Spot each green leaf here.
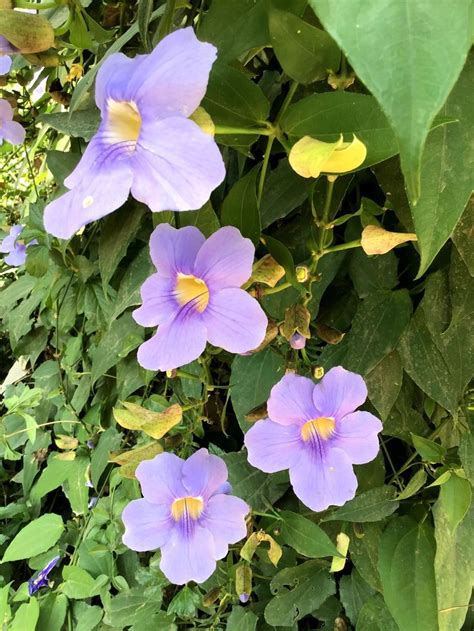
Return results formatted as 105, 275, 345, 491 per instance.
438, 473, 472, 533
37, 593, 68, 631
452, 197, 474, 276
111, 247, 154, 320
310, 0, 472, 202
221, 451, 288, 513
350, 523, 383, 592
378, 517, 438, 631
356, 594, 398, 631
25, 245, 50, 278
2, 513, 64, 562
104, 586, 163, 627
281, 92, 399, 170
366, 351, 403, 421
434, 495, 473, 631
264, 562, 335, 626
167, 586, 200, 619
137, 0, 153, 48
63, 456, 90, 515
320, 290, 412, 376
262, 234, 305, 294
221, 166, 261, 245
323, 486, 399, 523
226, 606, 258, 631
230, 346, 286, 432
269, 9, 340, 84
178, 201, 220, 237
459, 430, 474, 485
411, 433, 446, 463
9, 599, 39, 631
411, 57, 474, 276
397, 468, 427, 501
279, 511, 339, 558
90, 427, 122, 489
72, 602, 103, 631
61, 566, 104, 599
30, 457, 73, 503
260, 159, 310, 229
38, 109, 100, 141
99, 204, 145, 289
339, 570, 375, 626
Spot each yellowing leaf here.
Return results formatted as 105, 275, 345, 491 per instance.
241, 531, 282, 567
281, 304, 311, 341
55, 451, 76, 461
0, 11, 55, 53
330, 532, 350, 572
361, 224, 417, 255
250, 255, 285, 287
113, 401, 182, 440
289, 135, 343, 178
289, 134, 367, 178
55, 435, 79, 450
190, 106, 215, 136
109, 442, 163, 479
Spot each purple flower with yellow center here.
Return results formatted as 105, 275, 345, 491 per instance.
244, 367, 382, 512
43, 28, 225, 240
0, 99, 25, 146
122, 449, 249, 585
133, 224, 268, 371
28, 555, 60, 596
0, 224, 36, 266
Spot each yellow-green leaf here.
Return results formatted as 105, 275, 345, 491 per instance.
0, 11, 55, 53
113, 401, 182, 439
109, 442, 163, 479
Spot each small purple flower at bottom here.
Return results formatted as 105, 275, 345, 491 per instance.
0, 99, 25, 146
290, 333, 306, 350
245, 367, 382, 512
0, 224, 37, 266
28, 556, 60, 596
122, 449, 249, 585
133, 224, 268, 371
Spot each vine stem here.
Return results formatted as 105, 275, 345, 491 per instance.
322, 239, 361, 254
4, 420, 81, 439
214, 125, 273, 136
261, 281, 292, 296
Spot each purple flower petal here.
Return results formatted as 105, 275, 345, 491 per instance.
331, 411, 382, 464
122, 498, 172, 551
130, 27, 217, 120
133, 274, 177, 327
131, 117, 225, 212
312, 366, 368, 421
43, 156, 133, 239
135, 452, 186, 503
5, 244, 26, 266
137, 310, 207, 371
0, 56, 11, 75
193, 227, 255, 291
0, 36, 17, 55
148, 224, 205, 277
160, 524, 216, 585
0, 98, 13, 121
289, 448, 358, 512
1, 120, 25, 145
202, 288, 267, 353
245, 419, 302, 473
267, 373, 317, 427
290, 333, 306, 350
94, 52, 143, 114
202, 494, 249, 559
182, 449, 228, 500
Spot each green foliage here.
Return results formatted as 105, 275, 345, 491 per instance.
0, 0, 472, 629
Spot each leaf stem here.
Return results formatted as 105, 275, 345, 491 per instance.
261, 281, 292, 296
322, 239, 361, 254
214, 125, 273, 136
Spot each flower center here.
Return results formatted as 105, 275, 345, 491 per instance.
106, 99, 142, 146
171, 496, 204, 521
301, 417, 335, 442
174, 273, 209, 312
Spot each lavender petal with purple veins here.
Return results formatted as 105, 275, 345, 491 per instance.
244, 367, 383, 512
0, 99, 25, 146
43, 28, 225, 240
0, 224, 37, 266
121, 449, 249, 585
28, 556, 60, 596
133, 225, 268, 371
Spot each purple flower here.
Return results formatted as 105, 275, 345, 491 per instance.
0, 224, 36, 266
290, 333, 306, 350
28, 556, 60, 596
0, 36, 16, 75
0, 99, 25, 146
122, 449, 249, 585
244, 367, 382, 512
133, 224, 268, 371
43, 28, 225, 240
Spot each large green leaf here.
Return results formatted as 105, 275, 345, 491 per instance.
310, 0, 472, 202
280, 511, 339, 558
2, 513, 64, 562
378, 517, 438, 631
260, 159, 309, 229
409, 56, 474, 276
323, 486, 399, 523
356, 594, 398, 631
339, 570, 375, 627
221, 166, 261, 245
281, 92, 399, 169
434, 497, 473, 631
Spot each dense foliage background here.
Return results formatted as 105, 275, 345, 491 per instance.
0, 0, 473, 630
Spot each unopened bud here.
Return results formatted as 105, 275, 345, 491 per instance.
295, 265, 309, 283
313, 366, 324, 380
290, 333, 306, 350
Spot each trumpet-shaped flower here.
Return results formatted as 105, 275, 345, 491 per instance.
28, 556, 60, 596
134, 224, 268, 371
43, 28, 225, 240
245, 367, 382, 512
0, 99, 25, 145
0, 224, 36, 266
122, 449, 249, 585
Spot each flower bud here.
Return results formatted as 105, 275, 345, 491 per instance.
290, 332, 306, 350
313, 366, 325, 380
295, 265, 309, 282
